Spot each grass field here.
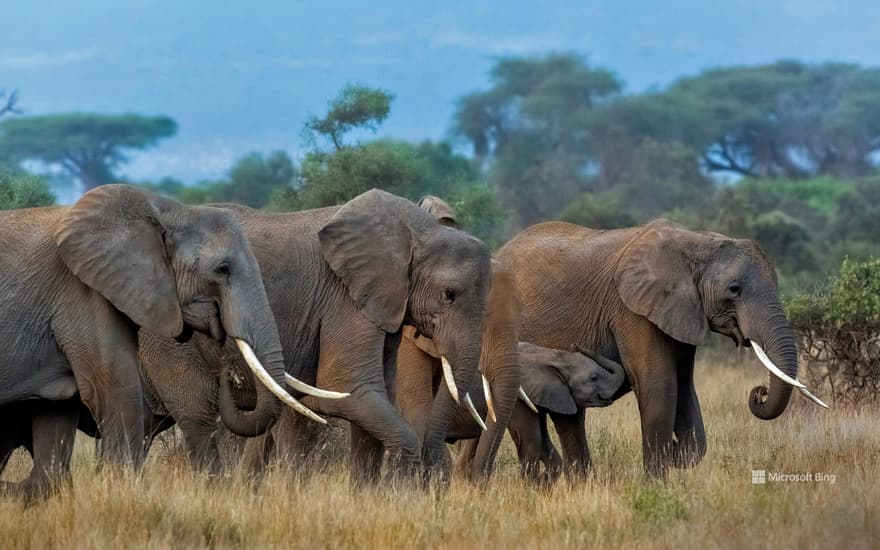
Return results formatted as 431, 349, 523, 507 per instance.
2, 353, 878, 549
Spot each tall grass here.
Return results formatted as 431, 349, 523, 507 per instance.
2, 355, 878, 549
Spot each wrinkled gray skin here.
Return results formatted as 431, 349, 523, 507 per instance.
496, 219, 798, 477
140, 190, 491, 485
395, 262, 523, 485
389, 196, 523, 484
0, 185, 286, 501
506, 344, 625, 487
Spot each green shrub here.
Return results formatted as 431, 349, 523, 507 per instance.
787, 258, 880, 403
0, 167, 55, 209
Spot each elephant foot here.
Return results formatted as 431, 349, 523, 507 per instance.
0, 474, 70, 506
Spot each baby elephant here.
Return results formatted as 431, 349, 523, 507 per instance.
509, 343, 626, 486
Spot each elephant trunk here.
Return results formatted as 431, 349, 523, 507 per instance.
468, 342, 521, 483
744, 300, 799, 420
422, 341, 481, 473
217, 284, 285, 436
466, 268, 522, 483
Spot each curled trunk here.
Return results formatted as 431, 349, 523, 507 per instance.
217, 285, 286, 436
746, 302, 798, 420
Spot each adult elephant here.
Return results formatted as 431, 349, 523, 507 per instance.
496, 219, 826, 477
140, 189, 491, 485
0, 185, 325, 501
395, 261, 523, 484
386, 195, 523, 484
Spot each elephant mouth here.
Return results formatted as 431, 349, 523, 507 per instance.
711, 315, 746, 347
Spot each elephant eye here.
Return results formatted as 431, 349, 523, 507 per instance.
591, 373, 599, 382
728, 283, 741, 296
443, 289, 457, 304
215, 263, 231, 277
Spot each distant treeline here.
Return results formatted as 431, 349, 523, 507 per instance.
2, 55, 880, 293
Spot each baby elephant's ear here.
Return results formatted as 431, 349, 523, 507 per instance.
521, 365, 577, 415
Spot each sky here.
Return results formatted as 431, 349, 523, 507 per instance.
3, 0, 880, 185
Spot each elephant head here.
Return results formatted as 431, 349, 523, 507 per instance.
615, 218, 824, 421
319, 189, 492, 468
55, 184, 331, 436
519, 343, 626, 413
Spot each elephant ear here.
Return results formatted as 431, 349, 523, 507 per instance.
319, 189, 415, 332
522, 364, 577, 415
614, 219, 709, 346
401, 326, 440, 358
55, 184, 184, 338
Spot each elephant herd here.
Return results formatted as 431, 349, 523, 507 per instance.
0, 184, 827, 502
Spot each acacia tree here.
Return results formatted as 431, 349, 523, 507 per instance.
0, 113, 177, 191
304, 84, 393, 150
453, 53, 622, 226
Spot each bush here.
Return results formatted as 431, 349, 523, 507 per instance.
0, 168, 55, 209
787, 258, 880, 403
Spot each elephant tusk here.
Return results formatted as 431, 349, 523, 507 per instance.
799, 387, 830, 409
464, 392, 487, 431
284, 374, 350, 400
482, 374, 497, 423
441, 355, 460, 404
751, 343, 806, 389
518, 386, 539, 413
235, 339, 327, 425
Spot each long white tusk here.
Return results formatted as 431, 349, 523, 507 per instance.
751, 343, 806, 389
463, 392, 487, 431
235, 339, 327, 425
518, 386, 539, 413
284, 374, 350, 399
799, 387, 830, 409
441, 355, 460, 404
482, 374, 497, 423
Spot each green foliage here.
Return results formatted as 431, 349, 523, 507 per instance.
266, 138, 509, 245
786, 259, 880, 403
304, 84, 393, 149
788, 259, 880, 330
453, 53, 623, 226
0, 113, 177, 190
145, 151, 297, 209
624, 484, 686, 524
0, 167, 55, 209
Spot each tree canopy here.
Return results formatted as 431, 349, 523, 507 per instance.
0, 113, 177, 190
304, 84, 393, 150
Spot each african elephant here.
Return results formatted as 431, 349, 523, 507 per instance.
495, 219, 826, 477
395, 261, 523, 484
0, 184, 321, 501
506, 343, 625, 486
139, 189, 492, 484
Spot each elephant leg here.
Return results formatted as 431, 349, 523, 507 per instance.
539, 414, 563, 486
615, 322, 679, 477
673, 347, 706, 468
310, 314, 421, 486
241, 432, 275, 478
508, 405, 544, 485
453, 438, 478, 479
0, 403, 31, 477
349, 423, 384, 488
53, 305, 146, 469
552, 409, 591, 482
634, 371, 678, 477
177, 417, 221, 475
13, 400, 78, 503
272, 409, 331, 477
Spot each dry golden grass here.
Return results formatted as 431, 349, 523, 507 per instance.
2, 353, 879, 549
